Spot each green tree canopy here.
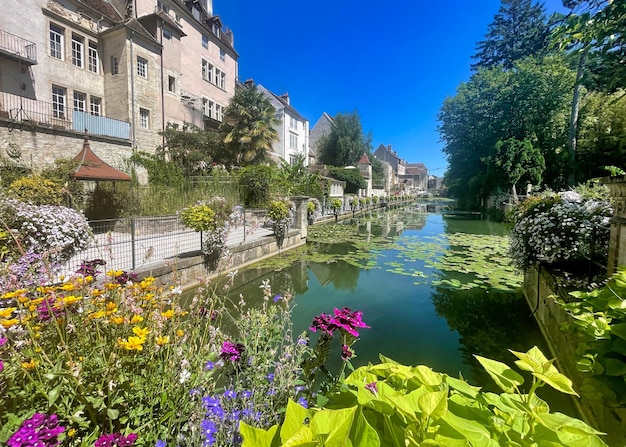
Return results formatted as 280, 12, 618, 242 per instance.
472, 0, 551, 71
438, 55, 574, 207
317, 112, 371, 167
220, 86, 280, 167
157, 123, 223, 176
492, 138, 545, 201
328, 167, 367, 194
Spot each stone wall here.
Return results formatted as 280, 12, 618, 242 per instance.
523, 266, 626, 445
602, 175, 626, 274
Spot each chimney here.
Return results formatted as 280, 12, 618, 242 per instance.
244, 79, 254, 88
280, 92, 290, 105
387, 145, 392, 151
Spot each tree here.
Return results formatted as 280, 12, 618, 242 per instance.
220, 86, 280, 166
317, 112, 370, 167
157, 123, 222, 176
327, 167, 367, 194
472, 0, 551, 71
492, 138, 545, 202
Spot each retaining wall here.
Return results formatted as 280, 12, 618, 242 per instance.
524, 265, 626, 446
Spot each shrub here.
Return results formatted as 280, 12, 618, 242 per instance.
267, 199, 291, 223
180, 203, 217, 232
327, 167, 367, 194
8, 176, 64, 206
84, 183, 133, 220
329, 198, 342, 213
238, 165, 273, 207
509, 191, 612, 271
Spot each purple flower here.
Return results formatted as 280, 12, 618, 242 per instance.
201, 419, 217, 446
309, 313, 335, 336
297, 336, 308, 346
156, 441, 166, 447
365, 381, 378, 395
273, 294, 282, 302
223, 389, 237, 399
8, 413, 65, 447
298, 397, 308, 408
266, 372, 274, 383
331, 307, 370, 338
341, 345, 353, 361
76, 258, 106, 277
220, 340, 245, 362
37, 298, 65, 322
0, 337, 7, 346
205, 361, 215, 370
242, 390, 253, 399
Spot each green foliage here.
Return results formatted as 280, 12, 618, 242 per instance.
472, 0, 550, 70
238, 165, 274, 207
8, 176, 64, 206
179, 203, 217, 232
439, 55, 576, 206
307, 200, 316, 214
0, 155, 31, 188
267, 199, 291, 222
84, 183, 135, 220
317, 112, 371, 167
157, 122, 223, 176
327, 167, 367, 194
492, 137, 545, 199
555, 267, 626, 405
329, 198, 342, 213
131, 151, 186, 188
242, 346, 607, 447
220, 85, 279, 166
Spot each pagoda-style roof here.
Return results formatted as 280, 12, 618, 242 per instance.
71, 134, 131, 181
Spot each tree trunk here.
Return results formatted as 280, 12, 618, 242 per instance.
568, 48, 587, 186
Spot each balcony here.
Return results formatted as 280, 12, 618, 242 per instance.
0, 29, 37, 65
0, 92, 130, 140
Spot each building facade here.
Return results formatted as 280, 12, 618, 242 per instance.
0, 0, 237, 175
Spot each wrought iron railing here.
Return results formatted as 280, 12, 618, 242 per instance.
0, 29, 37, 64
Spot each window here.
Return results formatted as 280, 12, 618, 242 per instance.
52, 85, 66, 119
168, 75, 176, 92
207, 100, 215, 118
202, 59, 213, 82
215, 104, 223, 122
289, 117, 297, 129
220, 48, 225, 61
215, 68, 225, 89
157, 1, 169, 13
212, 23, 221, 38
202, 98, 208, 116
111, 56, 119, 75
290, 155, 297, 166
163, 27, 172, 40
289, 133, 298, 149
71, 33, 84, 68
49, 23, 64, 59
90, 96, 101, 116
137, 57, 148, 78
139, 108, 150, 128
73, 91, 86, 112
88, 41, 99, 73
202, 34, 209, 48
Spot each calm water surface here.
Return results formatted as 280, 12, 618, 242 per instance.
222, 209, 577, 415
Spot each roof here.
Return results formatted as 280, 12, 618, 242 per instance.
358, 153, 370, 164
257, 84, 307, 122
76, 0, 123, 22
71, 135, 131, 181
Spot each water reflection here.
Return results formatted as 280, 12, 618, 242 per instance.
217, 210, 577, 415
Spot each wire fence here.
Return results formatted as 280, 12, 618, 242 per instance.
62, 208, 274, 276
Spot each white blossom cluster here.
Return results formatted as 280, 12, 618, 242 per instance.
1, 198, 93, 263
509, 192, 612, 270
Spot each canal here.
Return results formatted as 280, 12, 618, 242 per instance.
218, 207, 578, 415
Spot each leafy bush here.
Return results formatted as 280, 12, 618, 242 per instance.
509, 191, 612, 271
329, 198, 342, 213
8, 176, 64, 206
327, 167, 367, 194
84, 183, 134, 220
180, 203, 217, 232
267, 199, 291, 223
555, 267, 626, 405
238, 165, 274, 207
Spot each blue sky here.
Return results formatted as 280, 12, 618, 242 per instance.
216, 1, 570, 175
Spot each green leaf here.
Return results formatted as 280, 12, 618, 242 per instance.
474, 355, 524, 393
510, 345, 553, 374
351, 409, 380, 447
441, 412, 498, 446
418, 390, 448, 420
533, 371, 579, 396
240, 422, 279, 447
47, 383, 62, 407
610, 323, 626, 341
310, 406, 357, 447
446, 376, 480, 399
280, 400, 311, 443
106, 408, 119, 420
281, 426, 317, 447
603, 358, 626, 377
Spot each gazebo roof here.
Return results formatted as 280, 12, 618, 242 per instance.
71, 134, 131, 182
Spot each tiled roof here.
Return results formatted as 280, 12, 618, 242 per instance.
72, 134, 131, 181
358, 153, 370, 164
76, 0, 123, 22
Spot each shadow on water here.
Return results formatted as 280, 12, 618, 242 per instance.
207, 210, 579, 417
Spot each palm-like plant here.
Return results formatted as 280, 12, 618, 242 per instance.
220, 86, 279, 166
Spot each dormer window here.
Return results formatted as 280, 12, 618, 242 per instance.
212, 23, 220, 38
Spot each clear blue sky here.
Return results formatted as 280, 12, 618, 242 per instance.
216, 1, 570, 175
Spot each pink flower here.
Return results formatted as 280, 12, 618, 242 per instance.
331, 307, 369, 337
220, 340, 245, 362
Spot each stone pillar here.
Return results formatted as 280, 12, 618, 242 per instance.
290, 196, 309, 240
602, 175, 626, 274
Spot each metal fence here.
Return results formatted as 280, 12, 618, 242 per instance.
62, 210, 274, 276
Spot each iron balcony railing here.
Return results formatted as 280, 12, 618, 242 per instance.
0, 29, 37, 64
0, 92, 130, 140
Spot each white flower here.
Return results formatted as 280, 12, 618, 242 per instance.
179, 369, 191, 384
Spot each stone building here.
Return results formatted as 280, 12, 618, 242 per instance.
0, 0, 237, 178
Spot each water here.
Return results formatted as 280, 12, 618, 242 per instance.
217, 209, 578, 416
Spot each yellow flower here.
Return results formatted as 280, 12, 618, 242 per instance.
88, 310, 106, 320
21, 359, 38, 369
36, 286, 55, 294
68, 429, 77, 437
0, 307, 17, 318
2, 289, 27, 299
117, 336, 145, 351
104, 282, 120, 290
62, 295, 82, 305
60, 283, 76, 291
140, 277, 155, 288
156, 335, 170, 346
176, 329, 185, 337
160, 309, 175, 319
91, 288, 106, 297
130, 314, 144, 324
76, 275, 94, 284
1, 319, 20, 328
132, 326, 150, 338
110, 316, 125, 325
108, 270, 124, 278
